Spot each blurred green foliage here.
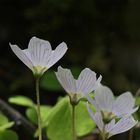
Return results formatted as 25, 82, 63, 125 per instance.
0, 113, 18, 140
8, 95, 96, 140
9, 95, 34, 108
8, 94, 140, 140
47, 97, 96, 140
41, 71, 63, 91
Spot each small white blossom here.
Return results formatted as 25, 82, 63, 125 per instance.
55, 66, 102, 104
87, 84, 138, 118
106, 116, 137, 137
87, 84, 138, 138
10, 37, 68, 76
87, 104, 137, 138
87, 105, 137, 138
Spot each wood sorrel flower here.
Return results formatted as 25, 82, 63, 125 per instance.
55, 66, 102, 104
87, 85, 138, 139
10, 37, 68, 76
87, 108, 137, 138
87, 85, 138, 118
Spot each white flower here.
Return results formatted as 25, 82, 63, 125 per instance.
87, 84, 138, 138
87, 84, 138, 118
10, 37, 68, 76
55, 66, 102, 104
87, 105, 137, 138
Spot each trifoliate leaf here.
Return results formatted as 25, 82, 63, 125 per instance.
76, 101, 96, 136
46, 97, 96, 140
47, 97, 72, 140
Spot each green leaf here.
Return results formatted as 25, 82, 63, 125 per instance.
0, 113, 14, 131
26, 108, 38, 125
46, 97, 96, 140
47, 97, 72, 140
26, 105, 52, 127
40, 71, 62, 91
0, 130, 18, 140
8, 96, 34, 107
0, 114, 9, 126
0, 122, 14, 131
76, 102, 96, 137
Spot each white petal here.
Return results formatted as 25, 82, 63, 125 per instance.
10, 44, 33, 70
23, 49, 31, 59
112, 92, 137, 117
55, 66, 76, 94
94, 85, 114, 112
87, 95, 94, 105
105, 119, 115, 132
47, 42, 68, 69
28, 36, 52, 66
76, 68, 99, 96
94, 75, 102, 90
87, 95, 100, 111
108, 116, 137, 137
87, 103, 104, 131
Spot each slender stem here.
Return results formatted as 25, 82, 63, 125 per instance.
128, 128, 133, 140
101, 133, 106, 140
101, 126, 106, 140
35, 77, 42, 140
72, 104, 76, 140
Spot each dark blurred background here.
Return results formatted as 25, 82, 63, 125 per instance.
0, 0, 140, 139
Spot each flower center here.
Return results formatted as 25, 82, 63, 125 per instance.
101, 110, 116, 123
33, 65, 47, 76
69, 93, 82, 105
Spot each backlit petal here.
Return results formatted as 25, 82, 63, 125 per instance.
105, 119, 115, 132
112, 92, 137, 117
94, 85, 114, 112
28, 36, 52, 66
47, 42, 68, 69
55, 66, 76, 94
87, 103, 104, 131
10, 44, 33, 70
76, 68, 100, 96
87, 95, 100, 111
94, 75, 102, 90
108, 116, 137, 137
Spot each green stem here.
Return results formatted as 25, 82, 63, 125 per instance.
128, 128, 134, 140
35, 77, 42, 140
101, 126, 106, 140
72, 104, 76, 140
101, 133, 106, 140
